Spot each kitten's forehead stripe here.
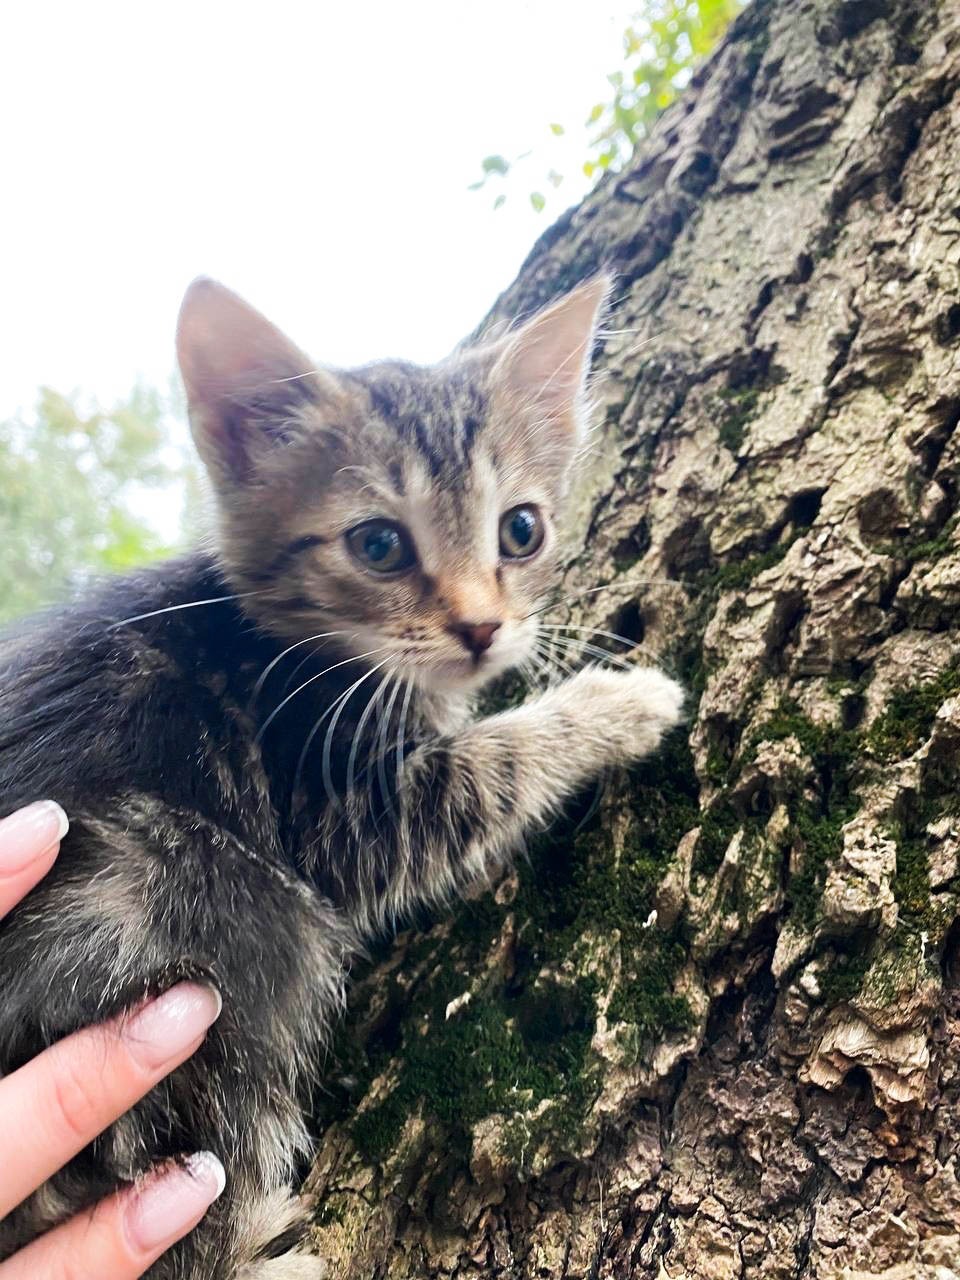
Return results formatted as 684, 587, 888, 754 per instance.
351, 362, 490, 482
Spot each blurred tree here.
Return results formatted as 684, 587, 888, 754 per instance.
0, 383, 200, 623
473, 0, 744, 211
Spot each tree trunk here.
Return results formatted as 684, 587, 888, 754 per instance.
306, 1, 960, 1274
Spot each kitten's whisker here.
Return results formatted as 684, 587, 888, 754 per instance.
531, 633, 568, 685
536, 622, 640, 652
279, 631, 360, 696
395, 677, 417, 802
360, 670, 408, 841
533, 629, 643, 680
533, 639, 578, 683
256, 646, 386, 744
346, 668, 395, 798
373, 672, 406, 823
517, 655, 547, 693
524, 576, 684, 620
108, 591, 265, 630
292, 659, 389, 800
536, 632, 635, 670
321, 661, 392, 812
252, 630, 353, 702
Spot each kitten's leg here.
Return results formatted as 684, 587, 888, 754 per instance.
231, 1189, 326, 1279
237, 1256, 327, 1279
342, 665, 684, 920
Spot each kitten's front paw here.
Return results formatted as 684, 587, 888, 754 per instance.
624, 666, 686, 735
568, 665, 685, 762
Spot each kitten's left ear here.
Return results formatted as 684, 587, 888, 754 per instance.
492, 273, 612, 441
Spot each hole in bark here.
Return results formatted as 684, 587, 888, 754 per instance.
702, 713, 739, 784
836, 0, 886, 38
604, 600, 646, 649
784, 488, 825, 530
726, 346, 774, 392
792, 252, 814, 284
766, 591, 807, 671
840, 691, 867, 732
934, 304, 960, 347
942, 918, 960, 988
612, 518, 651, 571
662, 518, 711, 577
842, 1064, 874, 1101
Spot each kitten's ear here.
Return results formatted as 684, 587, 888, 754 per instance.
177, 277, 324, 483
492, 273, 612, 438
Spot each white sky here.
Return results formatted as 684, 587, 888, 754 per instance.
1, 1, 636, 420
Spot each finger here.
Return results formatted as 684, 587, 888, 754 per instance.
0, 802, 68, 919
0, 982, 221, 1217
0, 1151, 226, 1280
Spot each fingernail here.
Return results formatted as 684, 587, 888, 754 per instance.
124, 983, 222, 1070
0, 801, 69, 874
126, 1152, 226, 1253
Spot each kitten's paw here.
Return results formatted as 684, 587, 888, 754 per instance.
568, 665, 685, 762
624, 666, 686, 733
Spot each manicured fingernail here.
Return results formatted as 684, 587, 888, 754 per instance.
0, 801, 69, 874
126, 1152, 226, 1252
124, 983, 222, 1069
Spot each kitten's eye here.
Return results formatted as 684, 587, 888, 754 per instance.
346, 520, 416, 574
499, 505, 545, 559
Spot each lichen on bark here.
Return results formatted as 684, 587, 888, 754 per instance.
305, 1, 960, 1274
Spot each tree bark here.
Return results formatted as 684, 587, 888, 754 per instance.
306, 1, 960, 1274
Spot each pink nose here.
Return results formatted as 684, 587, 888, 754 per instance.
448, 620, 502, 659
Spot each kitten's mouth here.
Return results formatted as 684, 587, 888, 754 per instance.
418, 646, 516, 692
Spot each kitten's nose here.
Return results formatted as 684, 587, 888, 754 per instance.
448, 620, 502, 659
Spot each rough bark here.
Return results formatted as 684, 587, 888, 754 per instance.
305, 1, 960, 1274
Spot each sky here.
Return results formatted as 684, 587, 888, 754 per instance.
1, 1, 637, 421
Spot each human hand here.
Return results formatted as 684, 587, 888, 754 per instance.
0, 801, 225, 1279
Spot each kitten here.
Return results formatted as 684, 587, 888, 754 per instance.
0, 275, 683, 1278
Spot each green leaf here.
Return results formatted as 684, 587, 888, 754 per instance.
493, 193, 506, 211
481, 154, 509, 176
548, 122, 565, 136
529, 191, 546, 213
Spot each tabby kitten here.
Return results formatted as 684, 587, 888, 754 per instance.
0, 275, 683, 1278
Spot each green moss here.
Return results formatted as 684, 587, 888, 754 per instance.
340, 735, 705, 1165
877, 516, 958, 564
690, 795, 746, 877
865, 663, 960, 762
817, 941, 873, 1006
350, 991, 593, 1164
513, 734, 699, 1040
704, 746, 732, 785
744, 701, 860, 927
700, 531, 798, 593
716, 385, 764, 454
892, 826, 930, 923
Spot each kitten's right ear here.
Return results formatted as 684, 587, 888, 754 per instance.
177, 278, 323, 483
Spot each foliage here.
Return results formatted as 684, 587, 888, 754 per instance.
473, 0, 744, 212
0, 383, 200, 623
